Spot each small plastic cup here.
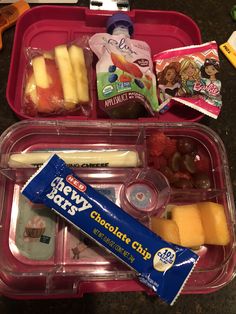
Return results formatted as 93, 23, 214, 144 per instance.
120, 168, 170, 219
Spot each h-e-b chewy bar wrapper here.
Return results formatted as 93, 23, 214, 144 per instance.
21, 155, 199, 305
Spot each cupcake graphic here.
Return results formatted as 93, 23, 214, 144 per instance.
24, 216, 46, 238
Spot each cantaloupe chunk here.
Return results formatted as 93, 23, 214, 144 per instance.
150, 217, 180, 245
172, 204, 205, 247
198, 202, 230, 245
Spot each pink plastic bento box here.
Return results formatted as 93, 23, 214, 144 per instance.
6, 5, 203, 122
0, 120, 235, 299
2, 5, 235, 300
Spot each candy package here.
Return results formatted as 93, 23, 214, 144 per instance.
153, 41, 222, 119
89, 13, 159, 119
22, 39, 92, 117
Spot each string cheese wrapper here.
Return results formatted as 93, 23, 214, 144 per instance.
8, 150, 141, 168
21, 154, 199, 305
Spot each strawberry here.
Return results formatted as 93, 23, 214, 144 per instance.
172, 171, 193, 189
37, 59, 63, 113
149, 155, 168, 170
23, 99, 37, 117
173, 171, 192, 181
147, 132, 167, 157
163, 137, 177, 158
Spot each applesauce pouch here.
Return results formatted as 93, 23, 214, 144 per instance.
89, 13, 159, 119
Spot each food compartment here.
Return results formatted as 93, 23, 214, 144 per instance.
9, 191, 57, 264
145, 124, 236, 292
145, 124, 233, 201
0, 120, 235, 298
7, 5, 203, 121
61, 172, 136, 268
0, 121, 147, 297
0, 120, 146, 172
146, 129, 213, 191
0, 167, 155, 297
64, 223, 113, 264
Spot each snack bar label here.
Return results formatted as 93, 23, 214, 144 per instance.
22, 154, 198, 305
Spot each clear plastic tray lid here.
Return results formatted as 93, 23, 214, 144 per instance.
0, 120, 235, 298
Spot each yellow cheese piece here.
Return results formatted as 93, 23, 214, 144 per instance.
150, 217, 180, 245
68, 45, 90, 103
172, 204, 205, 247
198, 202, 230, 245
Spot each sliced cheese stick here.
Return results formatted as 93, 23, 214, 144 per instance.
8, 151, 141, 168
32, 56, 49, 88
54, 45, 78, 109
68, 45, 89, 103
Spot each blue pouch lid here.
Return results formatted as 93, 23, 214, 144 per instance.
106, 12, 134, 35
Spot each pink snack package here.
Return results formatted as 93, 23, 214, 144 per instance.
153, 41, 222, 119
22, 38, 93, 117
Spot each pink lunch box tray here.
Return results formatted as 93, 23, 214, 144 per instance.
0, 120, 235, 299
6, 5, 203, 122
